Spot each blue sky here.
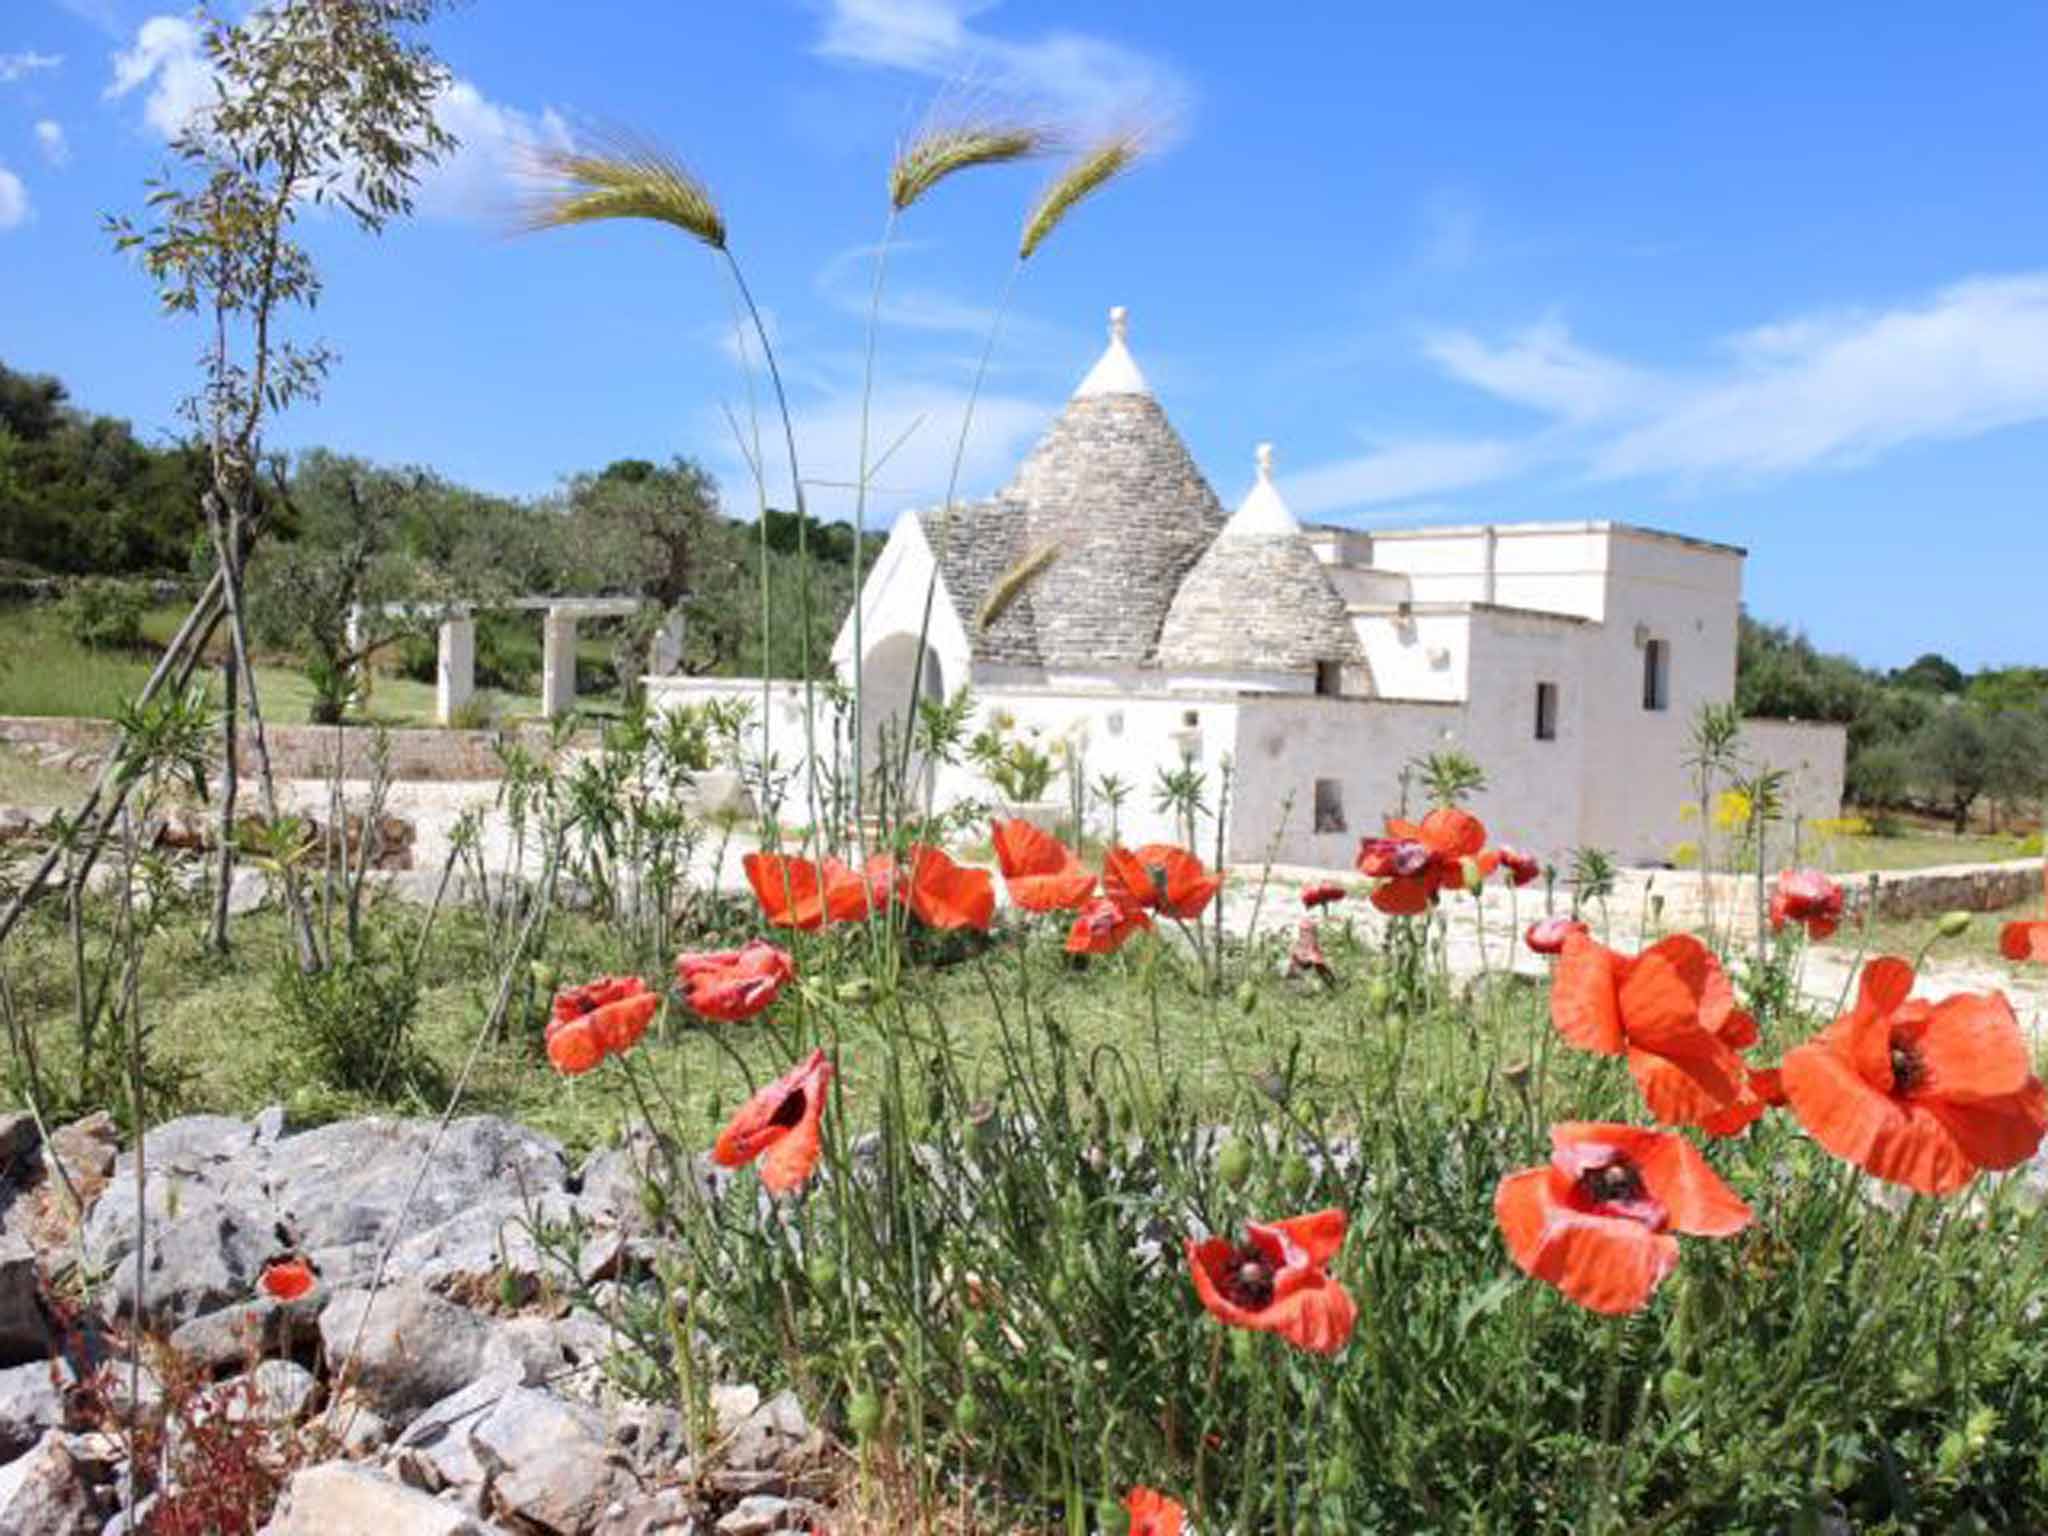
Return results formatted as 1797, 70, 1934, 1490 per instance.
4, 1, 2047, 671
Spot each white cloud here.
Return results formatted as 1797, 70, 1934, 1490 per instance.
415, 78, 569, 221
33, 120, 69, 167
1425, 318, 1657, 424
0, 162, 28, 230
708, 380, 1054, 526
106, 15, 212, 139
1595, 275, 2048, 480
0, 50, 62, 83
105, 15, 562, 223
815, 0, 1193, 139
1282, 437, 1525, 517
1293, 273, 2048, 520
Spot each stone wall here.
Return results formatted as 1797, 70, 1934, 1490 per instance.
0, 716, 561, 782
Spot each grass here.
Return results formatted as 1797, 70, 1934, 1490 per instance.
2, 600, 629, 730
1819, 828, 2034, 872
0, 744, 92, 808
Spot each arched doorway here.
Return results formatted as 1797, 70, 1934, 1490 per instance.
858, 633, 946, 812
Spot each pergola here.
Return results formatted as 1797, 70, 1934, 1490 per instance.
350, 597, 683, 724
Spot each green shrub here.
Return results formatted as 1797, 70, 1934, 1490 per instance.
59, 578, 148, 650
269, 948, 435, 1100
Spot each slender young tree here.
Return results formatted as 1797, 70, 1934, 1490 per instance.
110, 0, 453, 958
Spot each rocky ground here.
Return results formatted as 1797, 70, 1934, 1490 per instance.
0, 1106, 834, 1535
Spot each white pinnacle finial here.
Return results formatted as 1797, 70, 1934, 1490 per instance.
1224, 440, 1299, 538
1075, 304, 1149, 398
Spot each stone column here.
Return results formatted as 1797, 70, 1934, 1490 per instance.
542, 609, 578, 719
436, 614, 475, 726
649, 610, 685, 677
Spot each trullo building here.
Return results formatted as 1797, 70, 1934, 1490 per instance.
650, 307, 1843, 868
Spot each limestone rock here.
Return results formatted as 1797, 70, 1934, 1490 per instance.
45, 1113, 118, 1188
0, 1357, 72, 1461
387, 1366, 522, 1496
713, 1494, 809, 1535
225, 867, 269, 916
318, 1284, 496, 1426
0, 1429, 100, 1534
471, 1385, 634, 1534
262, 1461, 503, 1536
594, 1486, 702, 1534
0, 1234, 49, 1364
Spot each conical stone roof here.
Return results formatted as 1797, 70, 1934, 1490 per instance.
1002, 308, 1226, 668
1156, 445, 1367, 676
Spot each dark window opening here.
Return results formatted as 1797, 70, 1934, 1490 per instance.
1535, 681, 1559, 741
1642, 639, 1670, 712
1313, 779, 1346, 834
1314, 660, 1342, 696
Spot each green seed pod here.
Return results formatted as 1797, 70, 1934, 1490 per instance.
1658, 1367, 1698, 1412
953, 1392, 980, 1433
1459, 855, 1485, 892
1282, 1152, 1312, 1194
845, 1389, 881, 1437
1937, 910, 1973, 938
1236, 980, 1259, 1015
1323, 1457, 1356, 1495
836, 977, 877, 1005
1365, 977, 1392, 1015
1216, 1139, 1253, 1188
530, 961, 557, 993
807, 1253, 839, 1293
1095, 1499, 1131, 1536
1047, 1274, 1070, 1306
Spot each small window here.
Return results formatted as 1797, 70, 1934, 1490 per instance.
1642, 639, 1670, 712
1181, 709, 1200, 728
1314, 660, 1342, 696
1534, 681, 1559, 741
1313, 779, 1346, 833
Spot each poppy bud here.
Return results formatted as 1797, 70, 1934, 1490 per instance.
1235, 981, 1258, 1015
1096, 1499, 1131, 1536
808, 1253, 839, 1293
530, 961, 556, 992
846, 1389, 881, 1437
1658, 1368, 1698, 1411
836, 978, 877, 1005
1324, 1458, 1355, 1495
1503, 1060, 1531, 1098
1937, 910, 1973, 938
967, 1100, 1001, 1157
1216, 1139, 1252, 1188
1459, 855, 1484, 892
1047, 1274, 1070, 1306
1364, 977, 1392, 1015
953, 1392, 980, 1432
1281, 1153, 1311, 1194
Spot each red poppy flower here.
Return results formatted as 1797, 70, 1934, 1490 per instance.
1125, 1487, 1186, 1536
1779, 957, 2048, 1195
743, 853, 876, 930
989, 819, 1097, 913
259, 1255, 318, 1303
2000, 920, 2048, 963
676, 940, 796, 1024
1355, 808, 1486, 915
1550, 934, 1765, 1134
1065, 894, 1152, 955
1493, 846, 1541, 887
1495, 1122, 1750, 1314
1770, 868, 1845, 940
547, 976, 658, 1073
883, 844, 996, 931
1186, 1208, 1357, 1355
1104, 844, 1224, 920
713, 1048, 834, 1194
1525, 915, 1590, 956
1300, 880, 1348, 910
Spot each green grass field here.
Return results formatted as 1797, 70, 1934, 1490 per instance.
2, 600, 627, 729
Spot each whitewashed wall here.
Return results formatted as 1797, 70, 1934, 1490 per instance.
1741, 718, 1849, 850
1456, 607, 1592, 864
1351, 609, 1471, 702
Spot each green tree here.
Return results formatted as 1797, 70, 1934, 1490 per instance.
1913, 707, 1995, 834
1892, 652, 1966, 694
110, 0, 453, 957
